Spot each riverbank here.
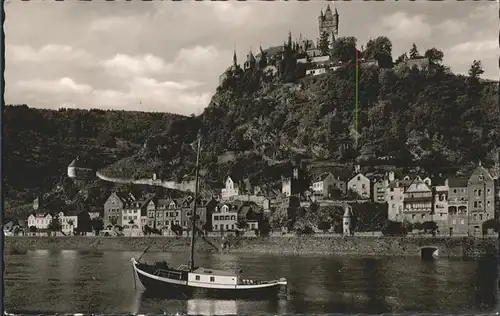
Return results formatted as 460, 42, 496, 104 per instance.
5, 236, 499, 258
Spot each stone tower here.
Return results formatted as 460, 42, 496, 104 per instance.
342, 204, 353, 236
318, 4, 339, 39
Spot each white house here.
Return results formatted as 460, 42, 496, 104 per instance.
221, 177, 239, 201
212, 203, 238, 231
122, 201, 143, 236
27, 213, 53, 230
348, 173, 371, 199
57, 212, 78, 235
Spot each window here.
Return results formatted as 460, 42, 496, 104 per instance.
210, 277, 215, 282
479, 214, 483, 220
214, 225, 218, 229
392, 204, 395, 209
478, 190, 482, 197
214, 216, 219, 220
479, 175, 483, 181
473, 214, 477, 221
474, 201, 478, 208
453, 189, 457, 193
390, 196, 394, 200
452, 219, 456, 224
357, 176, 360, 181
460, 219, 464, 225
195, 275, 200, 281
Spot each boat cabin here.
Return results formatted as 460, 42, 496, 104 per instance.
188, 268, 239, 286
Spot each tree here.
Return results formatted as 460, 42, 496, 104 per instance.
48, 216, 62, 236
363, 36, 393, 68
29, 226, 37, 233
424, 48, 444, 64
330, 37, 357, 63
409, 43, 420, 59
318, 31, 331, 56
394, 53, 408, 65
422, 221, 438, 236
236, 218, 248, 230
468, 60, 484, 80
91, 218, 104, 236
482, 219, 498, 235
128, 219, 135, 236
317, 221, 331, 232
67, 219, 74, 236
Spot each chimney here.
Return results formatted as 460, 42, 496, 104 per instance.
354, 164, 360, 173
388, 171, 395, 182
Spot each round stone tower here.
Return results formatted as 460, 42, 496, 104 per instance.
343, 204, 353, 236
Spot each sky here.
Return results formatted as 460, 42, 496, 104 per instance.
4, 1, 499, 116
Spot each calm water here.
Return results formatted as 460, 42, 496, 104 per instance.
4, 249, 500, 314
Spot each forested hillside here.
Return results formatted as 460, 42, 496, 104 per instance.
3, 105, 184, 205
4, 37, 499, 217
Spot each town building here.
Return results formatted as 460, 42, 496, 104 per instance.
433, 185, 449, 232
104, 191, 136, 227
446, 177, 469, 235
386, 179, 410, 221
467, 162, 495, 236
311, 172, 347, 199
402, 176, 433, 224
212, 203, 239, 232
348, 173, 371, 200
372, 171, 395, 203
27, 213, 52, 230
148, 198, 182, 231
282, 168, 300, 197
221, 176, 240, 201
122, 198, 154, 236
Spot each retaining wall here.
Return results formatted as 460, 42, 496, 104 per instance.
5, 236, 499, 258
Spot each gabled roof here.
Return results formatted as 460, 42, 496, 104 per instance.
404, 177, 431, 193
446, 177, 468, 187
469, 164, 494, 182
387, 179, 412, 189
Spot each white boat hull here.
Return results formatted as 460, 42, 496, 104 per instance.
131, 258, 287, 299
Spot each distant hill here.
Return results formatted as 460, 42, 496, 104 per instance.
3, 105, 184, 205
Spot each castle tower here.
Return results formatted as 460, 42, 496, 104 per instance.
318, 4, 339, 39
232, 50, 238, 67
244, 49, 256, 70
343, 204, 353, 236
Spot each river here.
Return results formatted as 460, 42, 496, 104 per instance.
4, 250, 500, 314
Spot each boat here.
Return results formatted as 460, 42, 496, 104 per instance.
131, 136, 288, 299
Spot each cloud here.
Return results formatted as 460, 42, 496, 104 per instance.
102, 45, 220, 77
14, 76, 210, 115
204, 2, 253, 26
7, 44, 90, 63
373, 12, 431, 41
436, 19, 466, 36
17, 77, 92, 94
88, 15, 145, 33
449, 39, 497, 55
90, 77, 210, 114
102, 53, 169, 77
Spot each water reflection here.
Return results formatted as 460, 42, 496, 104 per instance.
4, 251, 500, 314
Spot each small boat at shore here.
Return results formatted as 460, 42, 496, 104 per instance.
131, 136, 288, 299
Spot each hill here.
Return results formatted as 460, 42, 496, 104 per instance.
4, 37, 499, 216
3, 105, 184, 207
102, 38, 498, 188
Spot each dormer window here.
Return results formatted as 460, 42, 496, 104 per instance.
479, 175, 483, 181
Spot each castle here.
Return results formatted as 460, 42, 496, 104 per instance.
219, 4, 342, 85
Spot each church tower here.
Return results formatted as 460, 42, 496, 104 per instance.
318, 4, 339, 39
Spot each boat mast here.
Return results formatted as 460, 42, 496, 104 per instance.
189, 136, 201, 271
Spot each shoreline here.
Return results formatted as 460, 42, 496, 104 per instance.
5, 236, 499, 258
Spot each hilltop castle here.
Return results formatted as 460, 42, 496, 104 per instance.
318, 3, 339, 49
219, 4, 342, 85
